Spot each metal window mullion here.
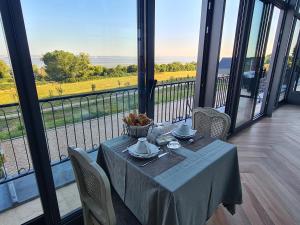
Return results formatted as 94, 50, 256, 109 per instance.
0, 1, 61, 224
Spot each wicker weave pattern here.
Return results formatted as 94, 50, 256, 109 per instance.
68, 147, 116, 225
81, 164, 103, 205
192, 107, 231, 140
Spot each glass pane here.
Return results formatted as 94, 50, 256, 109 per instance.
155, 0, 201, 123
236, 0, 264, 128
254, 7, 281, 115
294, 69, 300, 91
21, 0, 137, 217
0, 15, 43, 224
278, 19, 300, 101
214, 0, 240, 111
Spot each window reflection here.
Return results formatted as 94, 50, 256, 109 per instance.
214, 0, 240, 110
278, 19, 300, 101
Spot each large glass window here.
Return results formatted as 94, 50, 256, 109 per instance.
278, 19, 300, 102
214, 0, 240, 110
293, 54, 300, 91
0, 15, 43, 224
155, 0, 201, 123
236, 0, 264, 127
254, 7, 281, 115
21, 0, 137, 217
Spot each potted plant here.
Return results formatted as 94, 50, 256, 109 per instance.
123, 113, 152, 138
0, 152, 5, 179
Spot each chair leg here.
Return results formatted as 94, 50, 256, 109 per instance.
82, 204, 93, 225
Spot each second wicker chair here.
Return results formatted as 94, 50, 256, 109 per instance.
192, 107, 231, 140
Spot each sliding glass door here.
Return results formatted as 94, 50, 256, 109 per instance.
278, 19, 300, 102
235, 1, 282, 128
20, 0, 138, 217
235, 0, 264, 127
254, 7, 281, 116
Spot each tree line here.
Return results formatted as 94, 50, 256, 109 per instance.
0, 50, 197, 83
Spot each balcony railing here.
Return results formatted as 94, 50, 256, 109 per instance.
0, 77, 229, 184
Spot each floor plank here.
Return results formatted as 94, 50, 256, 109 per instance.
207, 104, 300, 225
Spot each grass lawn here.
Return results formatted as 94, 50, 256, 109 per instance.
0, 71, 196, 105
0, 81, 195, 140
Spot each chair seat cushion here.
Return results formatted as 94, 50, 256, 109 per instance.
111, 188, 141, 225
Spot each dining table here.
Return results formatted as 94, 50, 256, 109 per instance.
97, 131, 242, 225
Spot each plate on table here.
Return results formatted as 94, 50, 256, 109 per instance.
127, 142, 160, 159
172, 129, 197, 139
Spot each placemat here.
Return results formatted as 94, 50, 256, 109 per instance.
112, 137, 185, 177
180, 133, 216, 152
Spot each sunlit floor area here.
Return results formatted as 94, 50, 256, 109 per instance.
0, 183, 81, 225
208, 104, 300, 225
1, 105, 300, 225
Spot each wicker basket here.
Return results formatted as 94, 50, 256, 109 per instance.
126, 121, 153, 138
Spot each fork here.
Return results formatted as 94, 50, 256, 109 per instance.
139, 152, 169, 167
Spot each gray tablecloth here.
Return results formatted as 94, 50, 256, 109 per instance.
97, 135, 242, 225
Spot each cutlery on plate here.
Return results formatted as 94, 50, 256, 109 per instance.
140, 152, 169, 167
122, 148, 128, 153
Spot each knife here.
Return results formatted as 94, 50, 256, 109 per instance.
140, 152, 169, 167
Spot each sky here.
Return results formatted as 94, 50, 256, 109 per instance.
1, 0, 281, 61
20, 0, 203, 59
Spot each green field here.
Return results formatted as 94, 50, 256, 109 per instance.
0, 79, 195, 140
0, 71, 196, 105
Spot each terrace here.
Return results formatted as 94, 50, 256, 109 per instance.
0, 0, 300, 225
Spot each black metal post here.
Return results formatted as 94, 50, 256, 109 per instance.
137, 0, 146, 114
225, 0, 255, 131
198, 0, 215, 107
0, 1, 60, 224
145, 0, 155, 118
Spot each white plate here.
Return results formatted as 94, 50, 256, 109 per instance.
167, 141, 181, 149
172, 129, 197, 139
127, 142, 160, 159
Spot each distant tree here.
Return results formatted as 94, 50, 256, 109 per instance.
155, 64, 167, 72
0, 60, 11, 79
49, 90, 54, 98
56, 85, 64, 96
32, 64, 39, 75
32, 65, 48, 81
90, 65, 104, 76
74, 53, 92, 78
40, 50, 197, 82
42, 50, 93, 81
115, 65, 127, 73
91, 83, 96, 92
264, 54, 271, 64
38, 67, 48, 79
127, 65, 137, 73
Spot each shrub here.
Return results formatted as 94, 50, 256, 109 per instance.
0, 152, 5, 179
91, 83, 96, 92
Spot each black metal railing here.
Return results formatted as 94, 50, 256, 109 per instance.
0, 77, 229, 184
214, 75, 230, 109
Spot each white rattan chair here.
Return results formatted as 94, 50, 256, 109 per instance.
192, 107, 231, 140
68, 147, 140, 225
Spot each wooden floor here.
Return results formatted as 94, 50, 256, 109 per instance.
207, 104, 300, 225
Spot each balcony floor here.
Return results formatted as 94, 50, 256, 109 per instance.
1, 104, 300, 225
208, 104, 300, 225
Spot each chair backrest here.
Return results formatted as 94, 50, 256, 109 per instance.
192, 107, 231, 140
68, 147, 116, 225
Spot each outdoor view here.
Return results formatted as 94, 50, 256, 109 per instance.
0, 0, 299, 224
0, 0, 243, 105
0, 0, 204, 105
0, 0, 206, 221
